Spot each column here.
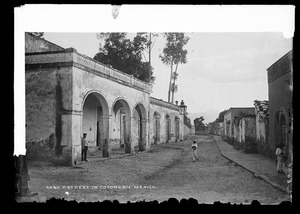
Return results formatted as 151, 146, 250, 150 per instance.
139, 118, 148, 151
102, 115, 111, 158
125, 116, 134, 154
71, 111, 83, 165
145, 118, 151, 150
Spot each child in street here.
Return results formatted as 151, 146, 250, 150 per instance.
275, 144, 284, 174
192, 141, 198, 162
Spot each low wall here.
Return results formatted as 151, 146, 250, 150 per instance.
183, 125, 191, 140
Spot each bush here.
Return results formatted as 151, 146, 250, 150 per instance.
243, 136, 258, 154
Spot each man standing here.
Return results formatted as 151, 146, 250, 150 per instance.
275, 144, 284, 174
192, 141, 198, 162
81, 133, 88, 161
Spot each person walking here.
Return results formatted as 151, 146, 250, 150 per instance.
275, 144, 284, 174
192, 141, 198, 162
81, 133, 89, 161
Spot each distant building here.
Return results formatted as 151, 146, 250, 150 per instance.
224, 107, 255, 141
208, 121, 224, 136
237, 115, 256, 153
190, 125, 195, 135
267, 50, 293, 162
219, 122, 224, 136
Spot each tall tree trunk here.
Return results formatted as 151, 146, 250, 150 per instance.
171, 63, 179, 104
168, 63, 173, 103
148, 33, 152, 82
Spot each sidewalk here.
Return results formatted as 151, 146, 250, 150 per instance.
212, 135, 288, 193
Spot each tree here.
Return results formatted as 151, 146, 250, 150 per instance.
217, 109, 228, 123
160, 33, 190, 103
136, 33, 159, 83
194, 116, 206, 132
94, 33, 155, 83
28, 32, 44, 38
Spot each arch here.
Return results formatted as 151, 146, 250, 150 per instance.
133, 102, 147, 119
274, 108, 289, 156
154, 111, 160, 118
279, 113, 287, 148
111, 98, 132, 153
81, 91, 110, 157
274, 111, 281, 147
133, 102, 148, 151
166, 114, 170, 119
82, 90, 109, 116
111, 97, 131, 118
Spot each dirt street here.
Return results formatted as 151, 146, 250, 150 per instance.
20, 135, 289, 204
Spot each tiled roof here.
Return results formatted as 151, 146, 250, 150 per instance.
253, 100, 269, 119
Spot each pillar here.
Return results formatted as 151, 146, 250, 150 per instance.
102, 115, 111, 157
125, 116, 134, 154
139, 118, 148, 151
71, 112, 83, 165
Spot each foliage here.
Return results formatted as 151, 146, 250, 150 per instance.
28, 32, 44, 38
194, 116, 206, 131
94, 33, 153, 82
159, 33, 190, 103
217, 109, 228, 123
243, 136, 258, 154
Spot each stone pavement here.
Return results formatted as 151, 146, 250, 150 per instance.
212, 135, 288, 193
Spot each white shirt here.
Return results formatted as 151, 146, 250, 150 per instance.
192, 143, 197, 149
276, 148, 283, 156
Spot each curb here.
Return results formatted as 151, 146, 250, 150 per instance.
212, 136, 288, 194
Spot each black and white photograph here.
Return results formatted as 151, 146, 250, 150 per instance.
14, 5, 294, 205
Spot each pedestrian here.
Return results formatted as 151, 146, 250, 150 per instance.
275, 144, 284, 174
192, 141, 198, 162
81, 133, 89, 161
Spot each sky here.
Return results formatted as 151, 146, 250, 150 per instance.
15, 5, 294, 155
43, 32, 292, 116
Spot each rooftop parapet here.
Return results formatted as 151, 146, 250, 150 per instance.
25, 48, 151, 94
150, 97, 179, 112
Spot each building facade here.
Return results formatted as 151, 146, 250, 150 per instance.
149, 97, 186, 144
267, 50, 293, 162
223, 107, 255, 142
223, 108, 256, 153
208, 122, 224, 136
25, 33, 190, 166
237, 115, 256, 153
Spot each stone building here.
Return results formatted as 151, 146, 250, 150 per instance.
267, 50, 293, 162
219, 122, 224, 136
223, 107, 255, 142
236, 115, 256, 153
208, 121, 223, 136
254, 100, 270, 156
25, 33, 190, 166
149, 97, 186, 144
